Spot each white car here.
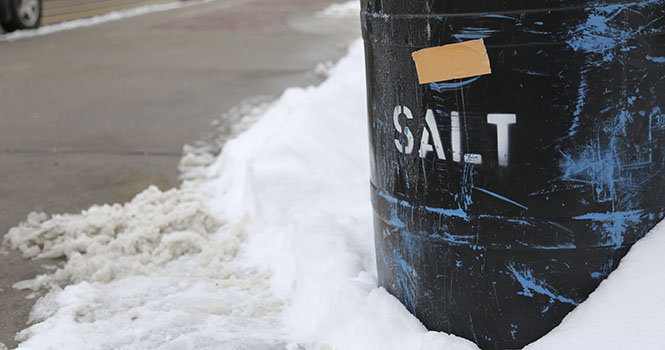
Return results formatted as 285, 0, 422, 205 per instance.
0, 0, 41, 32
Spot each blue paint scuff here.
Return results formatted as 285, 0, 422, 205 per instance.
452, 27, 498, 41
566, 0, 665, 65
375, 187, 469, 220
646, 55, 665, 63
473, 186, 529, 211
429, 76, 480, 92
573, 210, 644, 248
507, 264, 580, 306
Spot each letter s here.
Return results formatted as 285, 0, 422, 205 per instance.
394, 105, 414, 154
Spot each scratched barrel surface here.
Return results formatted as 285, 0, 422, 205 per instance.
361, 0, 665, 348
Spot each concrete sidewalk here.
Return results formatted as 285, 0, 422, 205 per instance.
0, 1, 359, 347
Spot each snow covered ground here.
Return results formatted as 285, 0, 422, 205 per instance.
3, 2, 665, 349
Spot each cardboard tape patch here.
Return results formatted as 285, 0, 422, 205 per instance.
411, 39, 492, 84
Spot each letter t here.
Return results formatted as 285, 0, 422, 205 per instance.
487, 114, 517, 167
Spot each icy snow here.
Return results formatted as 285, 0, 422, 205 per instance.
4, 31, 665, 350
5, 187, 222, 289
315, 1, 360, 20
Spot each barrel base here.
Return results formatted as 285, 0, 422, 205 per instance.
374, 215, 634, 349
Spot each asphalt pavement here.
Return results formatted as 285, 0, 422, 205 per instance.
0, 0, 360, 347
42, 0, 172, 25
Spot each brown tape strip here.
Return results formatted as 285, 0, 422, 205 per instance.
411, 39, 492, 84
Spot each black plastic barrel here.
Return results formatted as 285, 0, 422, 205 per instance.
361, 1, 665, 348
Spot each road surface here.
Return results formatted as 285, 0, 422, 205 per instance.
42, 0, 171, 25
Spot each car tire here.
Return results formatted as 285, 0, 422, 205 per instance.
0, 0, 42, 32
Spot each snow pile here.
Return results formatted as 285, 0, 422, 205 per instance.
5, 36, 665, 349
13, 265, 286, 349
179, 96, 273, 186
5, 185, 287, 349
312, 61, 334, 78
4, 186, 222, 290
200, 39, 477, 350
315, 1, 360, 20
526, 219, 665, 349
0, 0, 211, 42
